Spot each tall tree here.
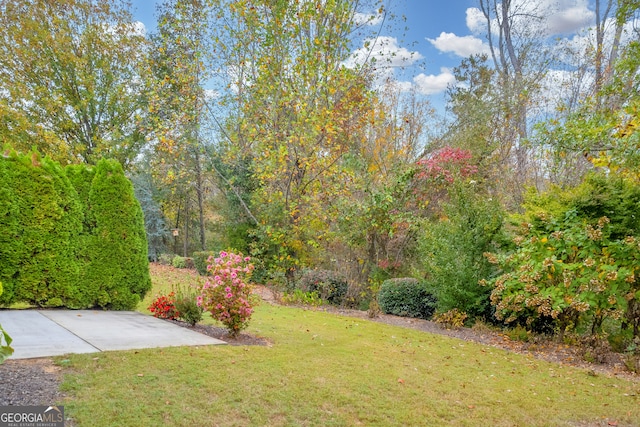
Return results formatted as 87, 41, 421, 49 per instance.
0, 0, 149, 167
145, 0, 211, 252
478, 0, 553, 205
208, 0, 381, 279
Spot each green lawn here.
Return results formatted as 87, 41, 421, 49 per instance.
57, 265, 640, 426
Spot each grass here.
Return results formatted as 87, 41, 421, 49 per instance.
57, 264, 640, 426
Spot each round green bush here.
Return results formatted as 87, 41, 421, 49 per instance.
378, 278, 437, 319
297, 269, 348, 306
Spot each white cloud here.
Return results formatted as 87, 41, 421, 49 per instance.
347, 36, 423, 69
427, 32, 491, 57
466, 7, 486, 34
131, 21, 147, 37
546, 3, 594, 34
204, 89, 219, 100
413, 68, 456, 95
353, 12, 384, 27
103, 21, 146, 38
468, 1, 595, 38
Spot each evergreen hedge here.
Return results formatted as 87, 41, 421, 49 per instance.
74, 159, 151, 309
0, 149, 150, 309
0, 151, 82, 307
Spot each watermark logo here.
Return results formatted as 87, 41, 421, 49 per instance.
0, 406, 64, 427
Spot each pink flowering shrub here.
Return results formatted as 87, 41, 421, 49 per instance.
198, 251, 255, 337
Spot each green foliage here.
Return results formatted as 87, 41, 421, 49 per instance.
487, 174, 640, 339
0, 323, 12, 364
281, 289, 323, 307
0, 151, 150, 309
487, 211, 640, 338
192, 251, 215, 276
297, 269, 348, 306
0, 149, 83, 307
537, 41, 640, 176
79, 159, 152, 309
0, 0, 149, 166
172, 256, 187, 269
520, 173, 640, 240
623, 337, 640, 373
130, 171, 169, 261
378, 278, 437, 320
505, 325, 532, 342
158, 253, 174, 265
419, 181, 504, 320
174, 286, 204, 326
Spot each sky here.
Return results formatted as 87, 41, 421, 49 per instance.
128, 0, 610, 114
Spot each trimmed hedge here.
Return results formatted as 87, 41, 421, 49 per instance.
378, 278, 437, 320
0, 150, 150, 309
0, 151, 83, 307
80, 159, 151, 309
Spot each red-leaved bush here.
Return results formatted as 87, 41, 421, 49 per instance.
416, 146, 477, 183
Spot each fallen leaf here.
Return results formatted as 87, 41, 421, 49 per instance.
397, 379, 405, 384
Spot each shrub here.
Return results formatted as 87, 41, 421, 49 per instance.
297, 269, 348, 306
157, 253, 173, 265
506, 325, 531, 342
418, 180, 504, 321
174, 287, 204, 326
0, 151, 150, 309
172, 255, 187, 269
485, 211, 640, 339
148, 292, 179, 320
433, 308, 468, 328
0, 149, 83, 307
281, 289, 323, 307
198, 251, 255, 337
378, 278, 437, 319
0, 324, 11, 364
193, 251, 216, 275
623, 337, 640, 373
579, 334, 611, 364
80, 159, 151, 310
